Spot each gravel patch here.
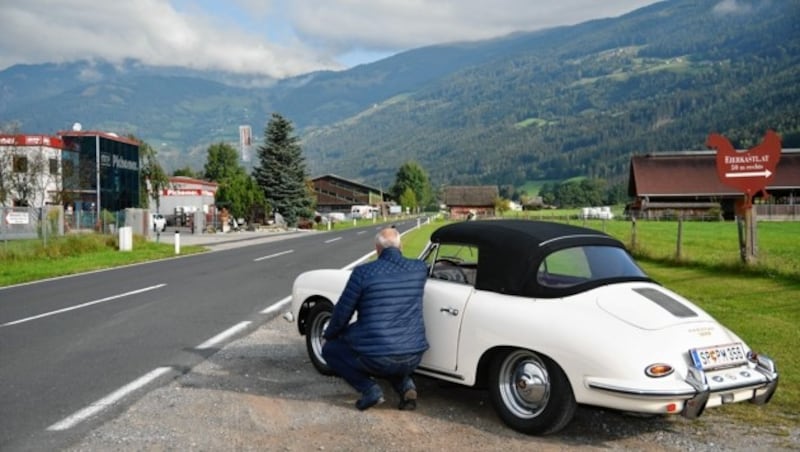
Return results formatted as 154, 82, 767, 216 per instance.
69, 315, 799, 451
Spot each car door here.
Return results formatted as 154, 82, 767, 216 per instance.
421, 280, 473, 372
420, 243, 479, 372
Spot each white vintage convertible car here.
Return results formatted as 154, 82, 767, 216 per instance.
285, 219, 778, 435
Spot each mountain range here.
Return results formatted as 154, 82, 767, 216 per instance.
1, 0, 798, 189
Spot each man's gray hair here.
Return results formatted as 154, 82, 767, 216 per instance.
375, 227, 401, 250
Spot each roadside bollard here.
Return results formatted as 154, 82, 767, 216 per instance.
174, 231, 180, 254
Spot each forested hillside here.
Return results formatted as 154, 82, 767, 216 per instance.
299, 0, 800, 187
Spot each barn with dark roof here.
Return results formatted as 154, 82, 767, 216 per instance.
443, 185, 499, 220
628, 150, 800, 220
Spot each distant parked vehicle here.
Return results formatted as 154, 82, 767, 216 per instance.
350, 205, 377, 219
151, 213, 166, 232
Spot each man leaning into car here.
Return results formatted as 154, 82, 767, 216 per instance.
322, 227, 429, 411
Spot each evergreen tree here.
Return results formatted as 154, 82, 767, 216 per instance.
253, 113, 314, 227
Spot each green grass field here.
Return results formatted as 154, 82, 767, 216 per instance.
401, 218, 799, 428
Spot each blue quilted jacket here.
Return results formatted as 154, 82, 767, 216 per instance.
323, 247, 429, 357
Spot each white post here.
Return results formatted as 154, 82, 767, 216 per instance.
174, 231, 180, 254
118, 226, 132, 251
417, 218, 421, 228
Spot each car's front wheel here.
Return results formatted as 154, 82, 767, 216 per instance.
305, 301, 334, 375
488, 349, 576, 435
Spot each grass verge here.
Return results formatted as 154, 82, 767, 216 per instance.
0, 234, 205, 287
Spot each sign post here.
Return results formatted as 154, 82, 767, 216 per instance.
707, 130, 781, 263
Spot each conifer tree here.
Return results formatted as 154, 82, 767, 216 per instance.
253, 113, 314, 227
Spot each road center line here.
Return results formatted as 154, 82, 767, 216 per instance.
196, 321, 251, 350
47, 366, 173, 431
0, 284, 167, 328
324, 237, 342, 243
254, 249, 294, 262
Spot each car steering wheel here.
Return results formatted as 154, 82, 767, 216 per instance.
435, 258, 462, 266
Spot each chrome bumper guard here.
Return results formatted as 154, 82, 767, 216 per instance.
681, 354, 779, 419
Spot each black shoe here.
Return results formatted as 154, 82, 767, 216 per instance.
398, 388, 417, 411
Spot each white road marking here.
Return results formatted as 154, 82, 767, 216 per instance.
324, 237, 342, 243
253, 249, 294, 262
196, 321, 251, 350
261, 296, 291, 315
0, 284, 167, 328
357, 230, 367, 234
47, 366, 173, 431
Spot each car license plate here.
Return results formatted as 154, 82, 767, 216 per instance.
689, 343, 748, 370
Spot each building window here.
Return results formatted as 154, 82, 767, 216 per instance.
50, 158, 59, 175
13, 156, 28, 173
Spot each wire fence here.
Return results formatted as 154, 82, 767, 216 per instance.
1, 206, 64, 243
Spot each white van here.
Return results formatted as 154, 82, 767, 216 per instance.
350, 205, 377, 219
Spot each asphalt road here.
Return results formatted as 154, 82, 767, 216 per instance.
0, 221, 418, 451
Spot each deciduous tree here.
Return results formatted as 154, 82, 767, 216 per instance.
204, 142, 265, 221
131, 135, 169, 211
390, 161, 434, 212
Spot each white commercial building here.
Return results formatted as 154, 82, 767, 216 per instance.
0, 134, 66, 207
150, 176, 218, 229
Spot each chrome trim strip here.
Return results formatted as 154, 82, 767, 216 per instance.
588, 377, 772, 398
587, 382, 696, 398
415, 366, 464, 381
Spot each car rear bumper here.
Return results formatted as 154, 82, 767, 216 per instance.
585, 354, 779, 417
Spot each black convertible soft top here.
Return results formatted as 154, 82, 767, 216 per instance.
430, 219, 640, 297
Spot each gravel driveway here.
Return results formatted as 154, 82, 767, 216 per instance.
66, 311, 798, 452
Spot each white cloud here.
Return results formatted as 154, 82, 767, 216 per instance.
286, 0, 660, 53
0, 0, 659, 78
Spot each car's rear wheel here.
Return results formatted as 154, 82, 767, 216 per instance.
488, 349, 576, 435
305, 302, 334, 375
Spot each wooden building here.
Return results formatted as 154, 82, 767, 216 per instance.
443, 185, 499, 220
311, 174, 387, 213
628, 150, 800, 220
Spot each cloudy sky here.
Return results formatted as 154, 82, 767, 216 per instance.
1, 0, 661, 78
